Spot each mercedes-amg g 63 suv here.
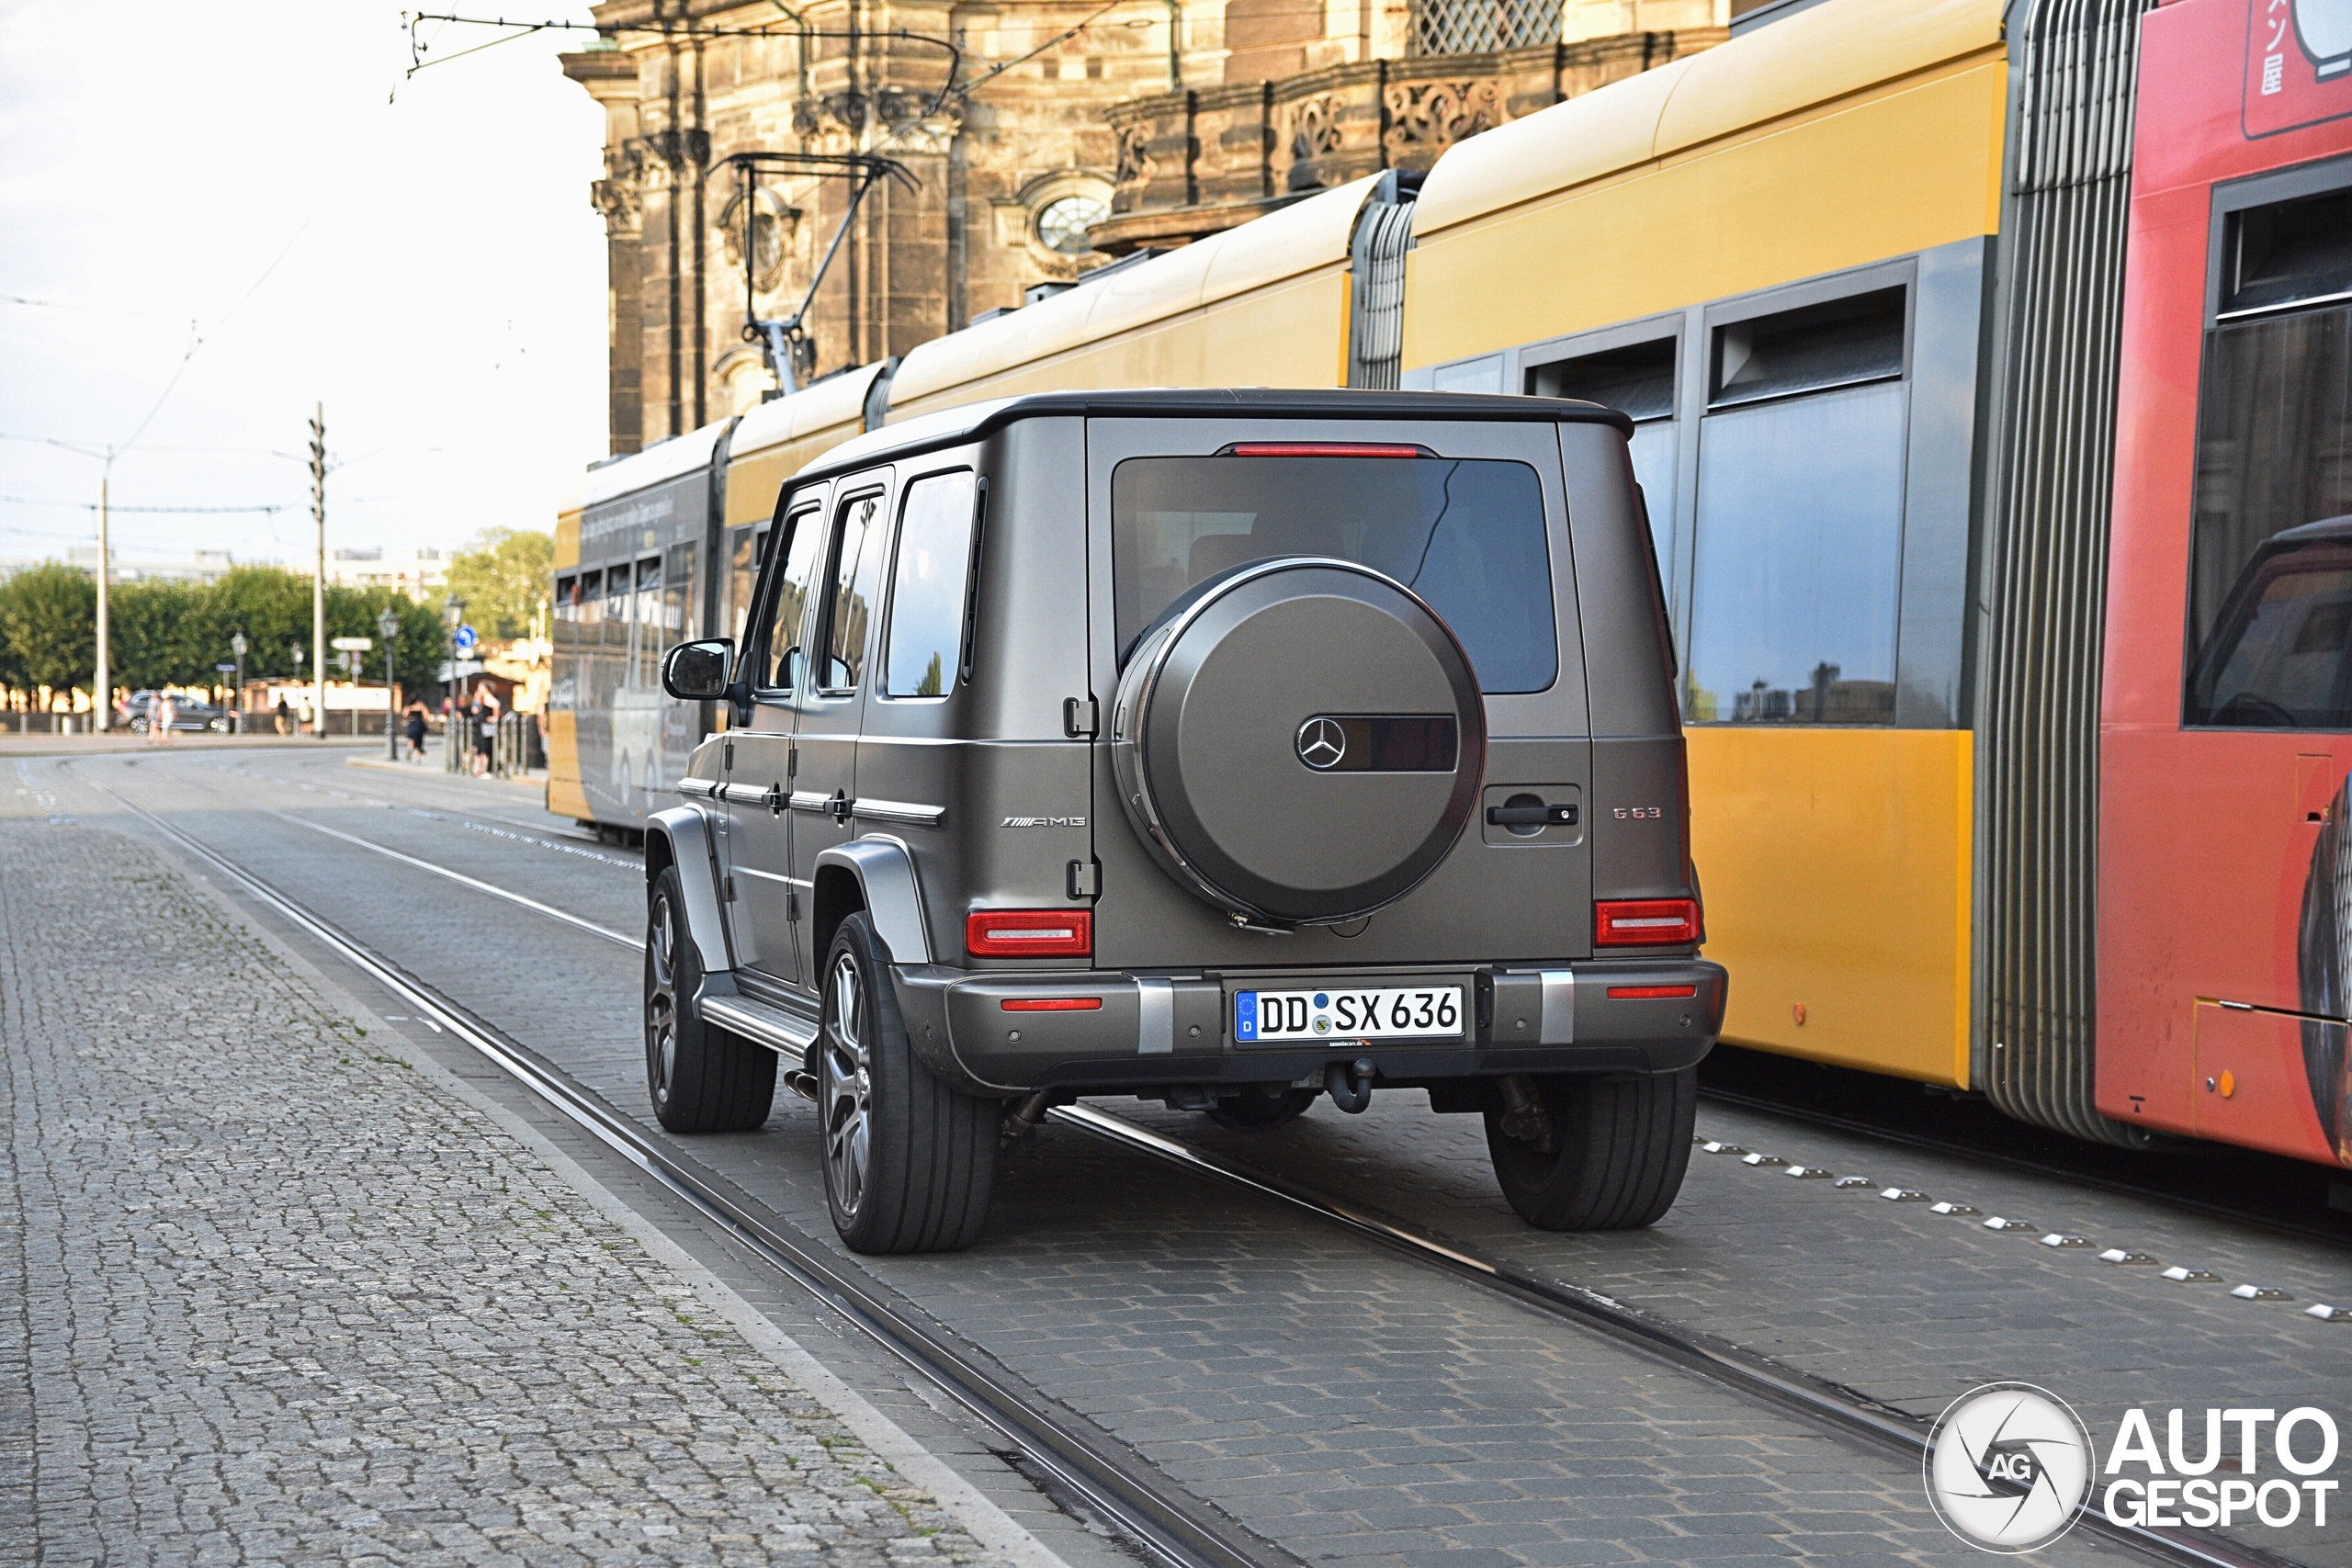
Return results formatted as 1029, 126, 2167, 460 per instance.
650, 389, 1726, 1254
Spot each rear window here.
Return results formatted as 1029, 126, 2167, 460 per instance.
1110, 454, 1557, 693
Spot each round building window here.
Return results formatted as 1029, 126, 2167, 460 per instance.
1035, 194, 1107, 255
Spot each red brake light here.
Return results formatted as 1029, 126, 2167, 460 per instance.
1228, 443, 1421, 458
967, 909, 1092, 958
1595, 899, 1701, 947
1001, 997, 1103, 1012
1606, 984, 1699, 999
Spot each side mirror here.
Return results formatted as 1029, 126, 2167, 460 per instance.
662, 638, 733, 700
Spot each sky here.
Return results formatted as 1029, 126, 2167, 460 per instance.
0, 3, 609, 572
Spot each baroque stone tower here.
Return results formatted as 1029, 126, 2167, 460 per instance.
565, 0, 1724, 455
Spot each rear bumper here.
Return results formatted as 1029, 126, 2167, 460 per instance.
889, 958, 1727, 1096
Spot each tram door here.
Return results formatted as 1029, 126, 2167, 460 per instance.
722, 500, 824, 987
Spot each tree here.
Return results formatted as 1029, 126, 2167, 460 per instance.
0, 564, 96, 700
446, 527, 553, 642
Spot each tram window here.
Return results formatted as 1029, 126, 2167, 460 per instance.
2187, 524, 2352, 728
885, 471, 980, 698
1711, 287, 1905, 409
2185, 295, 2352, 682
555, 575, 576, 622
1528, 339, 1674, 419
1684, 379, 1905, 724
577, 570, 603, 627
635, 555, 662, 636
759, 507, 824, 692
606, 561, 631, 619
1529, 340, 1678, 575
2220, 187, 2352, 319
662, 545, 693, 641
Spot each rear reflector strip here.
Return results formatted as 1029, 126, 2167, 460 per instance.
1594, 898, 1701, 947
1606, 985, 1698, 1000
967, 909, 1093, 958
1001, 997, 1103, 1012
1228, 442, 1422, 458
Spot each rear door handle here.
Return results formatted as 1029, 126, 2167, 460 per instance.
1487, 803, 1577, 827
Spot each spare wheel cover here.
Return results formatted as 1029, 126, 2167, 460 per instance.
1112, 557, 1486, 925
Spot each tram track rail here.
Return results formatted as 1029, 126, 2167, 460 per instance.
67, 762, 1294, 1568
62, 756, 2299, 1568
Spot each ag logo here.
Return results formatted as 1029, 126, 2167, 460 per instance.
1925, 1382, 2093, 1553
1295, 716, 1347, 771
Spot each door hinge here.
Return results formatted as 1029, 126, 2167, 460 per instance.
723, 875, 738, 903
787, 744, 797, 779
830, 791, 854, 823
787, 890, 800, 921
768, 782, 786, 815
1068, 857, 1101, 899
1063, 696, 1098, 739
724, 740, 735, 772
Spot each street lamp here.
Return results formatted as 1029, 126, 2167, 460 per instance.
229, 632, 247, 735
378, 605, 401, 761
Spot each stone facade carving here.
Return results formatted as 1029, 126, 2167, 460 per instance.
563, 0, 1725, 455
1092, 26, 1723, 254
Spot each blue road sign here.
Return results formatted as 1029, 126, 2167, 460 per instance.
454, 625, 478, 655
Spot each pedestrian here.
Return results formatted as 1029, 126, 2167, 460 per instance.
152, 690, 176, 746
470, 691, 499, 777
403, 702, 428, 761
274, 695, 290, 737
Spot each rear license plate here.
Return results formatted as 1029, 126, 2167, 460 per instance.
1234, 987, 1464, 1043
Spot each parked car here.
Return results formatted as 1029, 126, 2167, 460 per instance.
647, 389, 1727, 1254
124, 693, 232, 733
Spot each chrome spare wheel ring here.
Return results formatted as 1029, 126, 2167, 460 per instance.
824, 951, 874, 1218
647, 893, 678, 1107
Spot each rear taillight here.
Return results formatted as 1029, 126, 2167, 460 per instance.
1606, 984, 1698, 999
967, 909, 1092, 958
1001, 997, 1102, 1012
1594, 898, 1701, 947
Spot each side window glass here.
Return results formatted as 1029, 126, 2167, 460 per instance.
886, 472, 979, 697
760, 507, 824, 693
2185, 182, 2352, 727
822, 493, 883, 692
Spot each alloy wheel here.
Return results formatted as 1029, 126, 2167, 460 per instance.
646, 892, 678, 1107
823, 951, 873, 1219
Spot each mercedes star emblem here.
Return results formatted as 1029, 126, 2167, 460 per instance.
1295, 716, 1347, 771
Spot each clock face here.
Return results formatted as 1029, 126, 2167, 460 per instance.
1035, 194, 1108, 255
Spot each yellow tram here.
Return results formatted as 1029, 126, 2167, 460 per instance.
552, 0, 2165, 1145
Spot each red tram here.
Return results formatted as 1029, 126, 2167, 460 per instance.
2102, 0, 2352, 1164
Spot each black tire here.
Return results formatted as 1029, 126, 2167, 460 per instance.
820, 912, 998, 1254
1483, 1068, 1697, 1230
644, 863, 775, 1134
1205, 1087, 1318, 1131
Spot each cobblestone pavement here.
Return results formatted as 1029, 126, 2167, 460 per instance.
0, 778, 1026, 1567
47, 749, 2156, 1568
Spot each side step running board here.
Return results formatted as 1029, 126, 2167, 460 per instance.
700, 991, 820, 1058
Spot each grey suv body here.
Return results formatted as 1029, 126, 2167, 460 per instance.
649, 389, 1727, 1253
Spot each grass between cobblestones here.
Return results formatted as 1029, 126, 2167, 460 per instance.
0, 803, 999, 1566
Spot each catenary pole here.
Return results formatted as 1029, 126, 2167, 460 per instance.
94, 462, 110, 731
311, 405, 327, 739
